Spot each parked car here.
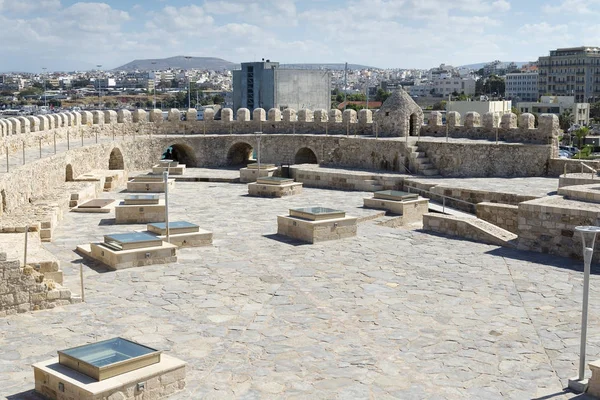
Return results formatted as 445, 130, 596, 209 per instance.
558, 150, 572, 159
560, 145, 578, 154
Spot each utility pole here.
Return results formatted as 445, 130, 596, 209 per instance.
344, 62, 348, 110
96, 64, 103, 109
185, 56, 192, 109
42, 67, 47, 109
151, 61, 157, 109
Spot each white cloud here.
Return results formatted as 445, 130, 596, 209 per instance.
543, 0, 600, 15
0, 0, 61, 13
492, 0, 511, 11
146, 5, 213, 32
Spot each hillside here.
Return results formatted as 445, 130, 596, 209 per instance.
113, 56, 237, 71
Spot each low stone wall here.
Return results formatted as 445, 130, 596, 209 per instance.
548, 158, 600, 177
517, 196, 600, 260
291, 166, 405, 191
416, 140, 551, 177
423, 213, 516, 247
0, 253, 72, 317
476, 202, 519, 234
403, 178, 537, 213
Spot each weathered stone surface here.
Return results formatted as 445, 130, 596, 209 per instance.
373, 88, 424, 137
237, 108, 251, 122
267, 108, 281, 122
117, 109, 132, 123
168, 108, 181, 122
253, 108, 266, 122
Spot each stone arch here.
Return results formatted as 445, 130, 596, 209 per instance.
65, 164, 74, 182
409, 113, 419, 136
108, 148, 124, 170
163, 143, 197, 167
226, 142, 254, 166
295, 147, 318, 164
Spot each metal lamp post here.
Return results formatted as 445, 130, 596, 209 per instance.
163, 171, 170, 243
569, 225, 600, 393
255, 131, 262, 180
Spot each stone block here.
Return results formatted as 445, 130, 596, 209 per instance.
167, 108, 180, 122
329, 109, 342, 123
237, 108, 251, 122
282, 108, 297, 122
358, 109, 372, 124
221, 108, 233, 122
267, 108, 281, 121
253, 108, 266, 121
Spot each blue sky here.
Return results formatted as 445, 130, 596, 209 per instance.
0, 0, 596, 72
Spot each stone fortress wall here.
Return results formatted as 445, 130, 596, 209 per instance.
0, 106, 560, 216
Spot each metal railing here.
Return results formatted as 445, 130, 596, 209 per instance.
404, 184, 477, 214
563, 161, 599, 179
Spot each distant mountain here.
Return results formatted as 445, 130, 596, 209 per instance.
458, 61, 531, 70
113, 56, 237, 72
279, 63, 377, 70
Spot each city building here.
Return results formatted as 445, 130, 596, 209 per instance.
505, 72, 539, 102
433, 77, 476, 96
446, 100, 512, 118
233, 60, 331, 112
517, 96, 589, 126
538, 46, 600, 102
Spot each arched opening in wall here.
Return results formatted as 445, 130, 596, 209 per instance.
0, 189, 5, 216
108, 148, 124, 170
409, 113, 419, 136
226, 142, 254, 166
295, 147, 318, 164
162, 143, 197, 167
65, 164, 73, 182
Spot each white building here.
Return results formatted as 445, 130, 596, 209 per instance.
433, 77, 476, 96
505, 72, 538, 102
517, 96, 589, 126
446, 100, 512, 118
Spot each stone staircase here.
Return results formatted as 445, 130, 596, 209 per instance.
406, 141, 439, 176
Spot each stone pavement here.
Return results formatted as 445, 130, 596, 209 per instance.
0, 181, 599, 399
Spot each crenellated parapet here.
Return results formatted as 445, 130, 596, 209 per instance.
420, 111, 560, 144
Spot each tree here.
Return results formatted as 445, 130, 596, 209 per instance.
432, 100, 447, 110
590, 101, 600, 121
559, 109, 574, 132
212, 94, 224, 104
347, 93, 366, 101
374, 88, 391, 102
482, 75, 505, 97
346, 103, 364, 111
574, 126, 590, 149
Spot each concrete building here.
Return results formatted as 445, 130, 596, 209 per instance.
505, 72, 539, 102
446, 100, 512, 118
233, 61, 331, 112
517, 96, 589, 126
538, 46, 600, 102
433, 77, 476, 96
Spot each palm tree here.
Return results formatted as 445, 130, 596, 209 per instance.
559, 109, 574, 132
575, 127, 590, 158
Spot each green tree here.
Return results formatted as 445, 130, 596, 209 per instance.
346, 103, 364, 111
482, 75, 505, 96
559, 109, 574, 132
347, 93, 366, 101
212, 94, 224, 104
374, 88, 391, 102
574, 126, 591, 150
590, 101, 600, 121
432, 100, 447, 110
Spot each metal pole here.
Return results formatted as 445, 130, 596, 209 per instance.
579, 243, 592, 381
67, 131, 70, 150
256, 132, 262, 181
163, 171, 170, 243
53, 133, 56, 154
22, 141, 25, 165
96, 131, 98, 144
80, 263, 85, 302
23, 225, 28, 267
5, 147, 9, 173
81, 130, 84, 147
